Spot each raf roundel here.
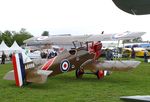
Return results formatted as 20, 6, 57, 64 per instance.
60, 59, 70, 72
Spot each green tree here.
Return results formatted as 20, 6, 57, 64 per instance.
123, 39, 131, 43
41, 31, 49, 36
123, 37, 142, 44
2, 30, 13, 47
132, 37, 142, 42
0, 31, 2, 43
12, 28, 33, 46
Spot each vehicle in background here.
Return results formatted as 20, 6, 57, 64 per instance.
123, 44, 150, 57
27, 50, 41, 59
27, 49, 58, 59
140, 43, 150, 52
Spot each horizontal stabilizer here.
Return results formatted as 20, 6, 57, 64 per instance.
4, 69, 53, 84
37, 70, 53, 76
26, 69, 53, 84
3, 70, 15, 81
4, 52, 52, 86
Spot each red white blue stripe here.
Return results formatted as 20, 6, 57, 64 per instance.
12, 53, 26, 87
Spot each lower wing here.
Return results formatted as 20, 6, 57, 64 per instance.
95, 60, 141, 71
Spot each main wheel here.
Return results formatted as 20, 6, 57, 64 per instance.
96, 70, 104, 79
76, 68, 84, 79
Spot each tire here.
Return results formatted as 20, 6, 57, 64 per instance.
76, 68, 84, 79
96, 70, 104, 79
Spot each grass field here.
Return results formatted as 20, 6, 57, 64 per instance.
0, 58, 150, 102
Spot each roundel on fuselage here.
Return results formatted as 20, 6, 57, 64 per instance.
60, 59, 70, 72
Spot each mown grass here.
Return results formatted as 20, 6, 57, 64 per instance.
0, 58, 150, 102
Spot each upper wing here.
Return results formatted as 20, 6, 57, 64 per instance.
112, 0, 150, 15
47, 35, 90, 44
24, 31, 145, 46
48, 31, 145, 44
109, 31, 146, 40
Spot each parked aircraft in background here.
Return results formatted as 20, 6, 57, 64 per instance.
112, 0, 150, 15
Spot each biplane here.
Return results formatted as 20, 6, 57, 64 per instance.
4, 31, 145, 87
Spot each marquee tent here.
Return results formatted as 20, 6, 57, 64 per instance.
9, 41, 24, 52
0, 41, 10, 51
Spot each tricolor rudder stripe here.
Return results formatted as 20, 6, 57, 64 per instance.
12, 53, 26, 87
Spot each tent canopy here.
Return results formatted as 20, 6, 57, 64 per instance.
9, 41, 23, 51
0, 41, 10, 51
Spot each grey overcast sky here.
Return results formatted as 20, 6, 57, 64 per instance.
0, 0, 150, 41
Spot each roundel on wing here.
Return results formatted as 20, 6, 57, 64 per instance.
60, 59, 70, 72
37, 36, 48, 40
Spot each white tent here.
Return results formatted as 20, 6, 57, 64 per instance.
9, 41, 24, 52
0, 41, 10, 51
0, 41, 10, 57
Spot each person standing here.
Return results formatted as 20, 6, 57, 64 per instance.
144, 50, 148, 63
1, 51, 6, 64
131, 46, 135, 59
105, 49, 113, 60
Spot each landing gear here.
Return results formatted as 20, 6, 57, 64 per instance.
76, 68, 84, 78
76, 69, 109, 79
96, 70, 104, 79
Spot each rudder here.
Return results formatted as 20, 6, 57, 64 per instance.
12, 53, 26, 87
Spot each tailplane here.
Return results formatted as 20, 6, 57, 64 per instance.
4, 53, 52, 87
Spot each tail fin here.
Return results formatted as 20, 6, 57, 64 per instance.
12, 53, 26, 87
4, 52, 53, 87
